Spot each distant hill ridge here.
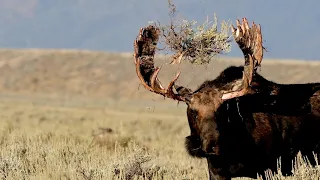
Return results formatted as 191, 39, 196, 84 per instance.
0, 49, 319, 101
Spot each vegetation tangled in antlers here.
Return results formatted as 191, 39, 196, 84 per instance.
150, 0, 232, 65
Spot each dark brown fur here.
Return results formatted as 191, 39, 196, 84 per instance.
183, 66, 320, 180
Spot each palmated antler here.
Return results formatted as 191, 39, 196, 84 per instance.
221, 18, 264, 100
134, 25, 191, 102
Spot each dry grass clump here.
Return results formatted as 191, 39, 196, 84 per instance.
151, 0, 232, 65
89, 127, 136, 149
258, 152, 320, 180
111, 147, 167, 180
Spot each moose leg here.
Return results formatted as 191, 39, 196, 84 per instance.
280, 154, 294, 176
207, 158, 231, 180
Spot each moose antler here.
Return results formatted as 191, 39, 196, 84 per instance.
134, 25, 191, 102
221, 18, 264, 100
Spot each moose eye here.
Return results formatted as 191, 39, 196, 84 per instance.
188, 109, 198, 120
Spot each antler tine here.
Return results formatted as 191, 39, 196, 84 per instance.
150, 66, 166, 93
253, 23, 263, 67
236, 19, 243, 38
133, 25, 187, 102
149, 63, 182, 99
166, 71, 181, 96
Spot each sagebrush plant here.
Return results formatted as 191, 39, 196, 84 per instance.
151, 0, 232, 65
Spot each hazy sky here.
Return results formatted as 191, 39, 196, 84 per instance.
0, 0, 319, 61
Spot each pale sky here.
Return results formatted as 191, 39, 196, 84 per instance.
0, 0, 319, 61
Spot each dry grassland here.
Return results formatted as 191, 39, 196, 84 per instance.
0, 98, 207, 180
0, 49, 320, 179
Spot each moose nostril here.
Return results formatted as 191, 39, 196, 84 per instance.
202, 143, 215, 154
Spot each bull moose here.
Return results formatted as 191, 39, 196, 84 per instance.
133, 18, 320, 180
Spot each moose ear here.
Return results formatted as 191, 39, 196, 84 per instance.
174, 85, 193, 104
175, 85, 192, 95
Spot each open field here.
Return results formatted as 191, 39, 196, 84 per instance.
0, 96, 206, 179
0, 49, 320, 179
